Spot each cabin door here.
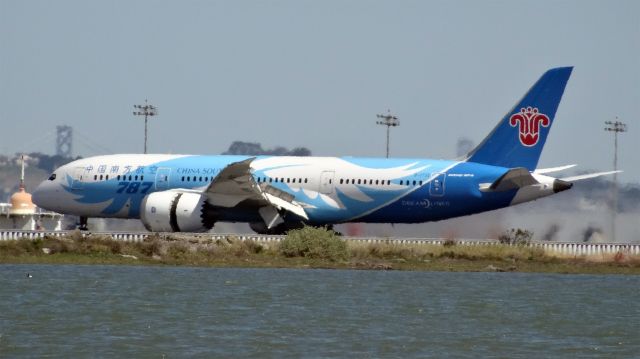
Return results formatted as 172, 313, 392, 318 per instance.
319, 171, 335, 194
155, 168, 171, 190
71, 167, 84, 190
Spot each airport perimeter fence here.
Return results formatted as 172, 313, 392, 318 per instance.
0, 230, 639, 257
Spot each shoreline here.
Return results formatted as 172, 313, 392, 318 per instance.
2, 256, 640, 275
1, 232, 639, 275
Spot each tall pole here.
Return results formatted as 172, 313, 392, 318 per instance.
386, 126, 390, 158
604, 118, 627, 242
376, 111, 400, 158
133, 100, 158, 154
144, 116, 148, 153
19, 154, 25, 190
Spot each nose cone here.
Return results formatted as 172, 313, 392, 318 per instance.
32, 180, 58, 211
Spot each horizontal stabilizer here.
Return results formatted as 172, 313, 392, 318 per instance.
480, 167, 538, 192
561, 170, 622, 182
534, 164, 577, 174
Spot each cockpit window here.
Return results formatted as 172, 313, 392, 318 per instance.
48, 173, 57, 181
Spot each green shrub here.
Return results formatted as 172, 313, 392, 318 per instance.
240, 240, 263, 255
137, 238, 163, 257
443, 238, 457, 247
280, 226, 347, 261
166, 242, 190, 260
0, 239, 39, 256
498, 228, 533, 245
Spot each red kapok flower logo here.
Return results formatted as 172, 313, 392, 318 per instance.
509, 107, 550, 147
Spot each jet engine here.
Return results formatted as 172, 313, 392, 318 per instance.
140, 191, 214, 232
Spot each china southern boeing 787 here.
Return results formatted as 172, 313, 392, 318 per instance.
32, 67, 616, 234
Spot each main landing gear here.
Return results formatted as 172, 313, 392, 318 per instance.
78, 216, 89, 231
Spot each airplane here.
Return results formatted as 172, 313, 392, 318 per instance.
32, 67, 618, 234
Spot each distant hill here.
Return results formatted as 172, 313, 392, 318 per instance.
222, 141, 311, 156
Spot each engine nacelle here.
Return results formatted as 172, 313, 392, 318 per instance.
140, 191, 213, 232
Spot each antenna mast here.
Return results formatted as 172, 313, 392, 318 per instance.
376, 110, 400, 158
604, 118, 627, 242
133, 100, 158, 154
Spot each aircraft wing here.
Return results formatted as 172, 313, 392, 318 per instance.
204, 157, 308, 228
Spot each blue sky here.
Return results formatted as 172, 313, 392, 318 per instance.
1, 0, 638, 182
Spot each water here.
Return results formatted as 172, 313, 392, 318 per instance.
1, 265, 638, 358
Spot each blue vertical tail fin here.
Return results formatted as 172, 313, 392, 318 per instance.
465, 67, 573, 171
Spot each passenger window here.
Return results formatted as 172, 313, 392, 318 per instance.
135, 175, 138, 181
141, 175, 144, 180
375, 180, 379, 185
340, 179, 344, 184
182, 176, 185, 181
369, 180, 372, 185
187, 176, 191, 181
357, 179, 361, 185
287, 178, 290, 183
413, 180, 416, 185
99, 175, 103, 180
129, 175, 132, 181
94, 175, 97, 180
387, 180, 391, 185
298, 178, 302, 183
400, 180, 403, 185
304, 179, 308, 183
281, 178, 284, 183
106, 175, 109, 180
419, 181, 423, 185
